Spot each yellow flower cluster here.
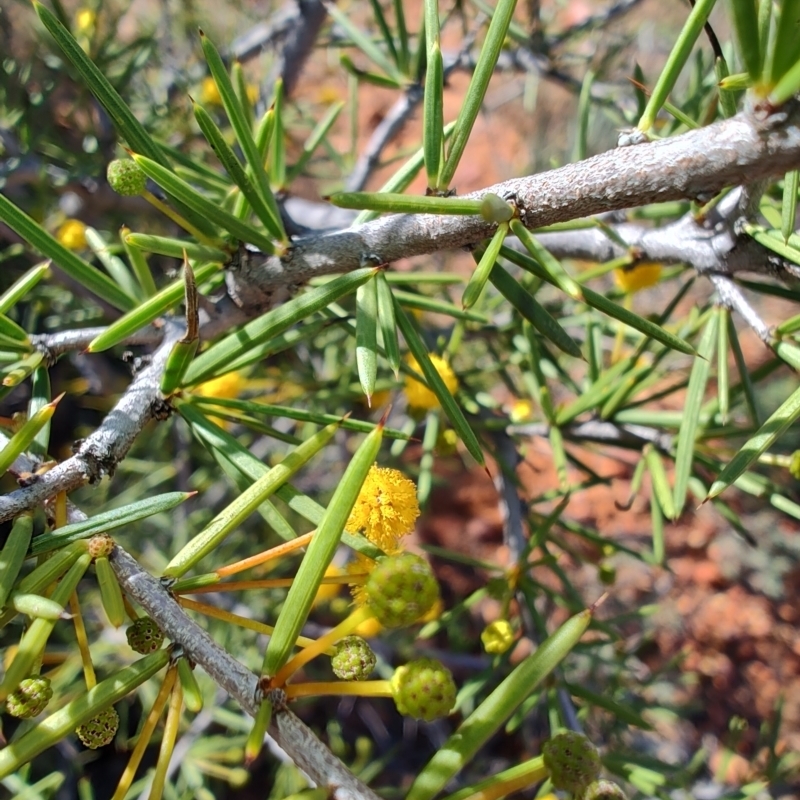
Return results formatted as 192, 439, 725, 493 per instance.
75, 9, 95, 32
403, 354, 458, 411
194, 371, 246, 400
613, 262, 662, 294
346, 465, 421, 611
347, 465, 420, 553
200, 77, 259, 107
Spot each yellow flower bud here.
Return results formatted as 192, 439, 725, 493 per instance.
75, 9, 95, 32
200, 76, 222, 106
614, 262, 662, 294
194, 371, 246, 400
481, 619, 515, 654
509, 399, 534, 423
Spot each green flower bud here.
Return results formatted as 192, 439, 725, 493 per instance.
581, 779, 627, 800
542, 731, 602, 793
87, 533, 114, 560
6, 676, 53, 718
126, 617, 165, 654
107, 159, 147, 196
331, 636, 376, 681
364, 553, 439, 628
790, 450, 800, 480
76, 706, 120, 749
480, 192, 514, 223
390, 658, 456, 721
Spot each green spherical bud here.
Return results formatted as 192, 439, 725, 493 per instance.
598, 561, 616, 586
126, 616, 165, 654
332, 635, 376, 681
107, 159, 147, 196
790, 450, 800, 480
88, 532, 114, 560
76, 706, 120, 749
364, 553, 439, 628
6, 676, 53, 718
581, 779, 627, 800
542, 731, 602, 793
390, 657, 456, 721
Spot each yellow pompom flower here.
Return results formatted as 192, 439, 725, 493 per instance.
347, 465, 420, 552
354, 614, 383, 639
200, 76, 222, 106
481, 620, 515, 654
194, 371, 246, 400
614, 262, 662, 294
193, 371, 247, 428
404, 355, 458, 411
56, 219, 87, 250
509, 399, 534, 423
75, 9, 96, 32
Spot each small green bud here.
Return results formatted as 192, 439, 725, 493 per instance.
581, 779, 627, 800
6, 676, 53, 718
126, 617, 165, 654
598, 561, 616, 586
107, 159, 147, 196
364, 553, 439, 628
76, 706, 120, 749
542, 731, 602, 794
480, 192, 514, 223
390, 658, 456, 721
88, 533, 114, 560
331, 636, 376, 681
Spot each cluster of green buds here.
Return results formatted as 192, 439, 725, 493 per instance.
363, 552, 440, 628
76, 707, 120, 749
126, 616, 165, 654
542, 731, 626, 799
107, 158, 148, 196
390, 658, 457, 722
5, 676, 53, 719
332, 636, 376, 681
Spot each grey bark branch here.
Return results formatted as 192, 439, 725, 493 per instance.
229, 102, 800, 312
0, 323, 184, 523
345, 86, 423, 192
110, 545, 384, 800
31, 326, 164, 360
508, 418, 674, 453
274, 0, 328, 98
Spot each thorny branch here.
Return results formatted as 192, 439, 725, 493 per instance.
0, 322, 183, 522
228, 102, 800, 313
5, 101, 799, 522
109, 545, 384, 800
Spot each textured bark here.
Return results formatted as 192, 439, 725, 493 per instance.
110, 546, 384, 800
228, 101, 800, 314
